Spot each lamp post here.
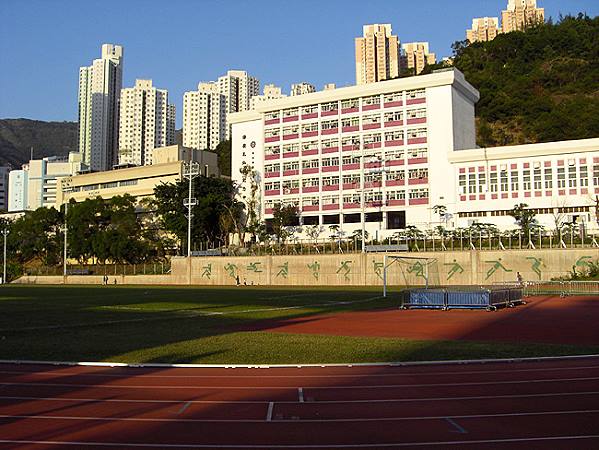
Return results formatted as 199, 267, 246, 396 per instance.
2, 228, 8, 284
183, 161, 200, 285
63, 202, 68, 280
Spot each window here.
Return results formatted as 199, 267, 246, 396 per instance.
342, 155, 361, 165
265, 145, 280, 156
363, 133, 382, 145
522, 169, 531, 190
265, 181, 280, 191
385, 130, 404, 142
386, 149, 404, 161
387, 190, 406, 200
302, 123, 318, 133
362, 95, 380, 106
341, 135, 360, 147
459, 174, 466, 193
282, 108, 298, 117
384, 92, 402, 103
593, 164, 599, 186
388, 170, 405, 181
342, 174, 360, 184
322, 195, 339, 205
343, 193, 361, 203
264, 163, 280, 173
282, 179, 300, 190
384, 111, 403, 122
500, 170, 509, 192
321, 101, 338, 112
119, 180, 137, 187
341, 98, 359, 109
406, 108, 426, 119
568, 165, 577, 187
362, 114, 380, 125
544, 168, 553, 188
321, 119, 338, 130
365, 191, 383, 202
407, 148, 427, 159
341, 117, 359, 128
408, 188, 429, 199
557, 167, 566, 188
282, 143, 299, 154
478, 173, 486, 193
302, 197, 319, 207
302, 177, 319, 188
283, 161, 299, 171
302, 140, 318, 151
302, 159, 319, 169
533, 168, 542, 190
407, 89, 425, 99
322, 176, 339, 186
407, 128, 427, 139
468, 173, 476, 193
322, 157, 339, 167
302, 105, 318, 115
580, 166, 588, 187
409, 168, 428, 180
321, 138, 338, 149
490, 172, 498, 193
265, 128, 280, 138
282, 125, 299, 135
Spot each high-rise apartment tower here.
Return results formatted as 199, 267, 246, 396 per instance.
118, 79, 176, 166
501, 0, 544, 33
467, 17, 501, 43
182, 83, 227, 151
78, 44, 124, 171
401, 42, 436, 75
355, 24, 400, 85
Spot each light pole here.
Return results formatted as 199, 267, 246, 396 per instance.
183, 161, 200, 285
63, 202, 68, 280
2, 228, 8, 284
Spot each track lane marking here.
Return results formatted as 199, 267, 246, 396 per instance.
2, 390, 599, 405
0, 435, 598, 448
0, 409, 597, 423
3, 364, 599, 379
445, 417, 467, 434
2, 375, 597, 390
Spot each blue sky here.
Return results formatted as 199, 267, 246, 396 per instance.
1, 0, 597, 128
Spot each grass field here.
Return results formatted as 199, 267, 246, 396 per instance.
0, 285, 597, 364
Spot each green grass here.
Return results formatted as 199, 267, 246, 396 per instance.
0, 285, 597, 364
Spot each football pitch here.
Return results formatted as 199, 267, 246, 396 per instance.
0, 285, 596, 364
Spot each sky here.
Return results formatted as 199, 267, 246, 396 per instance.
1, 0, 597, 128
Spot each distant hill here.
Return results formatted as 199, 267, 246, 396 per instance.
0, 119, 78, 168
0, 119, 183, 169
450, 14, 599, 147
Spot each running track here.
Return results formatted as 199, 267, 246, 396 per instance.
0, 357, 598, 449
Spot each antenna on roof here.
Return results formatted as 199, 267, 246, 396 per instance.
30, 146, 34, 161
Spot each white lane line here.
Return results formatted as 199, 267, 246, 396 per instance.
0, 409, 596, 424
2, 376, 598, 390
177, 401, 191, 415
298, 388, 304, 403
266, 402, 274, 421
2, 390, 599, 405
445, 417, 467, 434
3, 364, 599, 379
0, 435, 598, 448
2, 353, 598, 369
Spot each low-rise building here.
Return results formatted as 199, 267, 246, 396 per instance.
0, 167, 9, 211
55, 145, 218, 206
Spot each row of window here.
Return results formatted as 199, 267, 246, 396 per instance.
69, 179, 139, 192
264, 89, 426, 120
264, 188, 429, 208
458, 164, 599, 193
458, 206, 591, 218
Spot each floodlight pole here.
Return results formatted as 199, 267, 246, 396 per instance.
63, 202, 68, 281
183, 161, 200, 284
383, 254, 387, 298
2, 228, 8, 284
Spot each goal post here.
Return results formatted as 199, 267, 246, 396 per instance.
382, 255, 440, 298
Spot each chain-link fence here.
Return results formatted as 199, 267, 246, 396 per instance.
494, 280, 599, 297
25, 261, 171, 277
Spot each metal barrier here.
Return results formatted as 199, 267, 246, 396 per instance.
494, 280, 599, 297
400, 286, 524, 311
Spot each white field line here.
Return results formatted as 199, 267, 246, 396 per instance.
0, 409, 597, 424
2, 376, 598, 390
1, 364, 599, 379
1, 390, 599, 406
0, 435, 598, 448
0, 296, 383, 333
2, 353, 598, 370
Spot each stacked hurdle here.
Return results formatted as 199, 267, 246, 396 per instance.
400, 286, 525, 312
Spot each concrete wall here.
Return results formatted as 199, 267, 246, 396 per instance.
13, 249, 597, 286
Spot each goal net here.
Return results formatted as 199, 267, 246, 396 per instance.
382, 255, 441, 298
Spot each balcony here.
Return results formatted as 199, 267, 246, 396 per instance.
343, 202, 360, 209
282, 133, 299, 141
264, 118, 280, 125
384, 100, 403, 108
407, 137, 427, 145
302, 167, 319, 174
322, 147, 339, 154
302, 205, 319, 212
264, 171, 280, 178
364, 181, 382, 188
364, 142, 382, 149
384, 120, 403, 128
407, 157, 427, 165
366, 201, 383, 207
282, 169, 299, 177
301, 112, 318, 120
302, 131, 318, 138
407, 117, 426, 125
386, 159, 404, 167
362, 104, 380, 111
408, 197, 428, 205
282, 115, 299, 123
385, 139, 404, 147
301, 148, 318, 156
385, 179, 405, 186
321, 109, 338, 117
264, 153, 280, 161
387, 199, 405, 206
321, 128, 339, 135
282, 151, 300, 159
342, 126, 359, 133
265, 189, 280, 196
342, 144, 358, 152
302, 186, 319, 193
343, 182, 359, 190
363, 123, 381, 130
284, 188, 300, 195
406, 97, 426, 105
408, 177, 428, 185
342, 163, 360, 170
364, 161, 381, 169
341, 107, 359, 114
265, 136, 280, 143
322, 184, 339, 191
322, 165, 339, 173
265, 207, 273, 214
322, 203, 339, 211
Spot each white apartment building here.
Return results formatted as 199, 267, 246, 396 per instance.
8, 153, 84, 212
231, 69, 599, 238
78, 44, 124, 172
118, 79, 176, 166
290, 83, 316, 96
231, 69, 479, 240
218, 70, 260, 114
250, 84, 287, 110
183, 83, 227, 151
0, 167, 9, 211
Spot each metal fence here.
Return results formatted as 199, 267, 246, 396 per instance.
26, 262, 171, 277
494, 281, 599, 297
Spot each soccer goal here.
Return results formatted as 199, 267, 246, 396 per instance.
382, 255, 441, 298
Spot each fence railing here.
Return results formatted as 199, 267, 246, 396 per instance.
494, 281, 599, 297
25, 262, 171, 277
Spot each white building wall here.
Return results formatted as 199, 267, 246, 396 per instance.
8, 170, 27, 212
183, 87, 226, 151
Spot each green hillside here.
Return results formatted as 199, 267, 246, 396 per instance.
451, 14, 599, 147
0, 118, 78, 168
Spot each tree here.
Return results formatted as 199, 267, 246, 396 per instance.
238, 163, 260, 245
270, 204, 299, 244
305, 224, 323, 245
509, 203, 538, 236
214, 140, 231, 177
432, 205, 447, 224
9, 207, 62, 266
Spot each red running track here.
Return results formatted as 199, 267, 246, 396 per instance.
0, 357, 599, 449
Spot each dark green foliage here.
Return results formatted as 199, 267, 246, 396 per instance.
452, 14, 599, 145
150, 176, 240, 252
214, 140, 232, 177
8, 207, 63, 266
0, 119, 77, 168
271, 204, 299, 243
509, 203, 538, 235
